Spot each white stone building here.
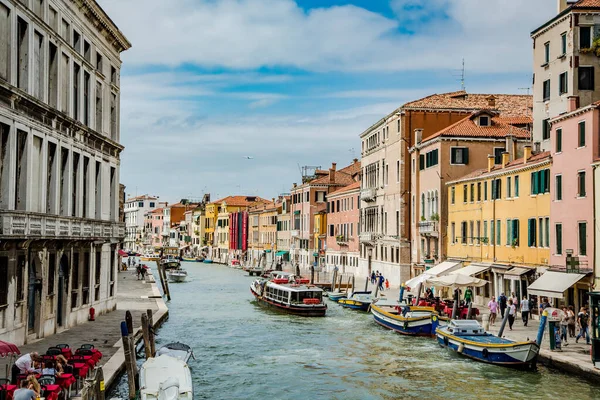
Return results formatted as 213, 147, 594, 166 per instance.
124, 195, 163, 252
0, 0, 130, 345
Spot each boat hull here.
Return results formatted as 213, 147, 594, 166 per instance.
326, 292, 347, 302
140, 257, 160, 261
250, 287, 327, 317
436, 328, 539, 368
338, 298, 370, 311
370, 305, 447, 336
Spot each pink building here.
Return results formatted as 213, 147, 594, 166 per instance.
150, 207, 164, 247
549, 99, 598, 281
325, 181, 360, 273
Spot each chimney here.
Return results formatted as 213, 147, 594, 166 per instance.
523, 145, 532, 164
567, 96, 579, 112
353, 158, 358, 163
501, 152, 510, 168
505, 134, 516, 161
329, 163, 337, 183
414, 128, 423, 145
558, 0, 577, 13
487, 155, 495, 172
486, 95, 496, 108
534, 142, 541, 153
293, 183, 297, 188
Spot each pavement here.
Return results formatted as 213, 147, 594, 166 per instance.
0, 266, 169, 391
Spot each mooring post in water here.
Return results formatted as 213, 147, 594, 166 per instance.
399, 284, 405, 303
310, 265, 314, 284
331, 270, 337, 292
157, 262, 167, 295
467, 301, 473, 320
96, 366, 105, 400
337, 274, 343, 292
161, 264, 171, 301
497, 307, 511, 337
142, 313, 151, 359
125, 310, 133, 335
536, 309, 548, 346
374, 279, 379, 298
347, 276, 352, 295
121, 321, 136, 400
351, 275, 355, 295
452, 289, 459, 319
364, 276, 368, 292
147, 309, 155, 357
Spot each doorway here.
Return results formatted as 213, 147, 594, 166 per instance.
27, 257, 42, 336
57, 254, 69, 327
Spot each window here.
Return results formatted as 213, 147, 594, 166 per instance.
578, 121, 586, 147
555, 128, 562, 153
545, 217, 550, 248
544, 42, 550, 64
579, 66, 594, 90
479, 116, 490, 127
96, 52, 103, 72
450, 147, 469, 164
0, 257, 7, 306
512, 219, 520, 246
470, 183, 474, 202
506, 219, 512, 246
469, 221, 474, 244
419, 154, 424, 171
561, 32, 567, 55
579, 222, 587, 256
484, 181, 488, 201
507, 177, 512, 198
491, 179, 502, 200
555, 223, 563, 255
476, 221, 481, 244
494, 147, 504, 164
111, 66, 117, 85
543, 79, 550, 101
490, 220, 495, 245
477, 182, 481, 201
580, 26, 591, 49
496, 220, 501, 245
425, 149, 439, 168
138, 202, 143, 207
461, 222, 467, 244
542, 118, 550, 140
528, 218, 537, 247
73, 30, 81, 53
552, 174, 562, 201
578, 171, 586, 197
559, 72, 568, 95
514, 176, 519, 197
539, 217, 544, 247
531, 169, 550, 195
483, 221, 488, 245
451, 187, 455, 205
396, 160, 400, 183
463, 185, 467, 203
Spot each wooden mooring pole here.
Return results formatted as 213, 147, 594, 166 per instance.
147, 309, 156, 357
120, 321, 136, 400
125, 311, 133, 335
142, 313, 152, 359
160, 264, 171, 301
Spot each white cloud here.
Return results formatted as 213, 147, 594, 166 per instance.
99, 0, 554, 73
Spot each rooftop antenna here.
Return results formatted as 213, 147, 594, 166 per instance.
518, 87, 531, 95
348, 148, 356, 159
452, 58, 466, 90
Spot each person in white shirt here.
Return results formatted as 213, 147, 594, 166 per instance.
507, 299, 516, 330
11, 352, 40, 384
520, 296, 530, 327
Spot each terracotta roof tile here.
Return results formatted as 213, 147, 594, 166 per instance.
573, 0, 600, 8
403, 91, 532, 118
338, 160, 361, 177
126, 195, 158, 202
151, 208, 164, 214
423, 111, 531, 143
214, 195, 270, 207
328, 181, 361, 197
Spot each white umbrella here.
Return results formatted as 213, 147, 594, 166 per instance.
425, 274, 488, 288
404, 273, 433, 290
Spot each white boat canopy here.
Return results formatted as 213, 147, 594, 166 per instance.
450, 263, 491, 277
404, 260, 462, 288
426, 274, 488, 288
527, 271, 587, 299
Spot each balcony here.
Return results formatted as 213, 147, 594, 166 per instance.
418, 220, 438, 236
360, 188, 377, 202
0, 211, 125, 240
336, 235, 349, 246
359, 232, 376, 243
291, 230, 300, 238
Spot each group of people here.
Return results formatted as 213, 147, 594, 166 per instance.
10, 352, 70, 400
557, 305, 591, 347
487, 292, 532, 330
369, 271, 389, 292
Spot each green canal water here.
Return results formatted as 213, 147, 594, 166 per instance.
109, 262, 600, 399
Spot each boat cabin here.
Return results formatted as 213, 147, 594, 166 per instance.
447, 320, 485, 336
264, 282, 323, 306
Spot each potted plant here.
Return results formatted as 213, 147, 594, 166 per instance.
511, 238, 518, 248
430, 213, 440, 221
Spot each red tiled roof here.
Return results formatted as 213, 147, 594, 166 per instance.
423, 111, 531, 143
573, 0, 600, 8
308, 160, 361, 187
451, 152, 552, 182
126, 195, 158, 202
216, 195, 269, 207
169, 202, 199, 208
328, 181, 361, 197
403, 91, 532, 118
151, 207, 164, 214
339, 160, 361, 177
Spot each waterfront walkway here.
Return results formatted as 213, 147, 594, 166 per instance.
0, 267, 168, 389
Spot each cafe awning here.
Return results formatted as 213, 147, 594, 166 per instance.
423, 260, 462, 277
527, 271, 588, 299
503, 267, 532, 280
450, 263, 491, 277
275, 251, 289, 256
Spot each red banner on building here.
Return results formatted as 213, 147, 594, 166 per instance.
242, 211, 248, 251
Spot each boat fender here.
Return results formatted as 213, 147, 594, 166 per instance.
457, 343, 464, 354
482, 348, 489, 358
443, 336, 449, 346
403, 321, 409, 330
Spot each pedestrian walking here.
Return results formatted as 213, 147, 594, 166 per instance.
567, 305, 576, 337
370, 271, 376, 284
560, 306, 569, 346
499, 293, 507, 319
575, 307, 590, 344
136, 264, 142, 280
507, 299, 516, 330
511, 292, 518, 312
378, 275, 385, 291
140, 264, 147, 280
487, 296, 498, 326
520, 296, 530, 326
464, 286, 473, 305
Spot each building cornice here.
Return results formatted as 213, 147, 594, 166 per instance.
409, 136, 529, 153
549, 103, 597, 124
76, 0, 132, 52
531, 12, 571, 39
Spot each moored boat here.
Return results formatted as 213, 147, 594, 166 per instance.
250, 278, 327, 317
167, 268, 187, 283
436, 320, 539, 368
156, 342, 194, 364
161, 256, 181, 270
370, 303, 448, 336
139, 354, 193, 400
326, 291, 347, 302
338, 291, 373, 311
141, 253, 161, 261
203, 259, 213, 264
181, 257, 200, 262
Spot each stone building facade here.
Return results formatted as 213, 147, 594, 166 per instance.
0, 0, 130, 345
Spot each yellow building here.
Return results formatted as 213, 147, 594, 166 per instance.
446, 146, 551, 305
314, 211, 327, 268
204, 201, 219, 248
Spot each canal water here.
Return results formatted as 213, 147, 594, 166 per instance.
110, 262, 600, 399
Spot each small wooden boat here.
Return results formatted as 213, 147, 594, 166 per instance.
338, 291, 372, 311
141, 253, 161, 261
325, 291, 347, 302
139, 354, 193, 400
371, 303, 448, 336
167, 269, 187, 283
181, 257, 200, 262
203, 259, 213, 264
161, 256, 181, 270
436, 320, 539, 368
250, 278, 326, 317
156, 342, 194, 364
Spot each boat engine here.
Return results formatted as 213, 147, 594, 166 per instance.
158, 377, 180, 400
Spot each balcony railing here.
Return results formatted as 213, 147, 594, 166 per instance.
291, 230, 300, 238
336, 235, 349, 246
360, 188, 377, 202
359, 232, 376, 243
418, 221, 438, 236
0, 211, 125, 240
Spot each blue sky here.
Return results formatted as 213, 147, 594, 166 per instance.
97, 0, 555, 203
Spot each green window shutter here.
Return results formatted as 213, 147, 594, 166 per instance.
528, 219, 533, 247
512, 219, 519, 245
490, 220, 495, 244
557, 175, 562, 200
506, 219, 511, 245
463, 148, 469, 165
556, 129, 562, 153
579, 121, 586, 147
497, 179, 502, 199
496, 220, 501, 245
419, 154, 425, 170
515, 176, 519, 197
484, 181, 488, 201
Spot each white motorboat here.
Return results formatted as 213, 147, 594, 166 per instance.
156, 342, 194, 364
167, 269, 187, 283
139, 355, 193, 400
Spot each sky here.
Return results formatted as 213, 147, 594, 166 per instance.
97, 0, 556, 204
